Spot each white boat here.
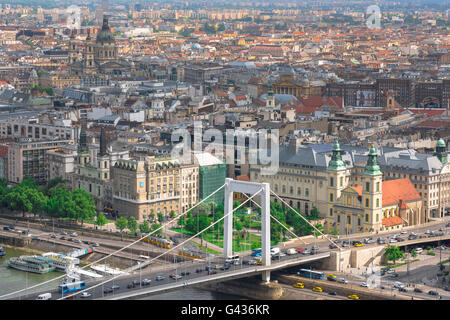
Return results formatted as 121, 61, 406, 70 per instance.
90, 264, 128, 276
41, 252, 79, 271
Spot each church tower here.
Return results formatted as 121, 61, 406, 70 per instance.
68, 30, 78, 65
362, 144, 383, 232
266, 76, 275, 108
434, 138, 448, 164
326, 140, 348, 233
77, 124, 90, 166
84, 29, 96, 74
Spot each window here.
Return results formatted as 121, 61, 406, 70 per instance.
347, 216, 351, 224
329, 193, 334, 202
329, 208, 333, 217
365, 198, 369, 208
340, 176, 343, 187
337, 215, 340, 223
330, 177, 334, 187
366, 182, 370, 192
365, 214, 369, 222
376, 198, 379, 208
376, 182, 380, 192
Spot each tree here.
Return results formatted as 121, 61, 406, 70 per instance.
169, 210, 176, 219
151, 223, 162, 237
385, 246, 404, 265
115, 216, 128, 240
157, 212, 164, 223
310, 206, 320, 218
71, 189, 96, 227
411, 249, 417, 258
96, 212, 107, 227
313, 224, 324, 237
139, 220, 150, 234
127, 216, 138, 233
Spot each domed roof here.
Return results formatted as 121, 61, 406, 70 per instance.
96, 17, 115, 43
437, 138, 446, 148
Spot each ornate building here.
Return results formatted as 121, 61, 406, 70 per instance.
69, 17, 133, 78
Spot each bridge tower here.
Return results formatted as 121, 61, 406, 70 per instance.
223, 178, 271, 282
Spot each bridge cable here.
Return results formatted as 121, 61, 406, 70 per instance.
0, 183, 226, 300
57, 188, 263, 300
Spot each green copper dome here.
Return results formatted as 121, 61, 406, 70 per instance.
328, 140, 346, 171
363, 144, 382, 176
435, 138, 447, 164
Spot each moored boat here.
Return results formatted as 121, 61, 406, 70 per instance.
7, 255, 55, 274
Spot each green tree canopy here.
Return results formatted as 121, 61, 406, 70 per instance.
96, 212, 108, 227
385, 246, 404, 265
127, 216, 138, 233
139, 220, 151, 234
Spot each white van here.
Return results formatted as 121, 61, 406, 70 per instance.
36, 293, 52, 300
225, 255, 240, 264
270, 247, 280, 255
415, 247, 423, 254
394, 281, 404, 289
286, 248, 297, 255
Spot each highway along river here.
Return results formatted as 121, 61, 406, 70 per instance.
0, 247, 242, 300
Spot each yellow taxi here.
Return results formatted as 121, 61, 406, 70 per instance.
257, 259, 262, 265
312, 287, 323, 292
327, 274, 337, 279
354, 243, 363, 247
293, 283, 304, 289
348, 294, 360, 300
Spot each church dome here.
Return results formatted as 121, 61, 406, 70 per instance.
96, 17, 115, 44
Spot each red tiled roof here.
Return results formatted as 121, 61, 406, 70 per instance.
351, 178, 420, 207
382, 215, 403, 227
236, 175, 250, 182
381, 178, 421, 207
407, 109, 446, 117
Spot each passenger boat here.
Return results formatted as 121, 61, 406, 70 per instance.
41, 252, 79, 271
7, 255, 55, 274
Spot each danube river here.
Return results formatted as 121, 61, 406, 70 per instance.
0, 247, 242, 300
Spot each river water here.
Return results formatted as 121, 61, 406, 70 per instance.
0, 247, 243, 300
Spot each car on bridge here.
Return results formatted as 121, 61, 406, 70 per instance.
328, 291, 337, 296
337, 277, 348, 284
80, 292, 91, 298
329, 243, 337, 249
327, 274, 337, 281
348, 294, 359, 300
312, 287, 323, 292
104, 287, 113, 294
195, 268, 203, 273
141, 279, 151, 285
377, 237, 386, 244
156, 275, 165, 281
287, 248, 297, 255
293, 283, 304, 288
170, 274, 182, 280
296, 248, 304, 254
360, 282, 368, 287
414, 287, 423, 293
302, 249, 311, 255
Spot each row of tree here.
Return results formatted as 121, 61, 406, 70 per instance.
0, 177, 96, 227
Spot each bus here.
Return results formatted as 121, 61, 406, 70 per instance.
251, 248, 262, 257
297, 269, 325, 280
58, 281, 86, 294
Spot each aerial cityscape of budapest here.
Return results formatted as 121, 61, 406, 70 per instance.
0, 0, 448, 312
